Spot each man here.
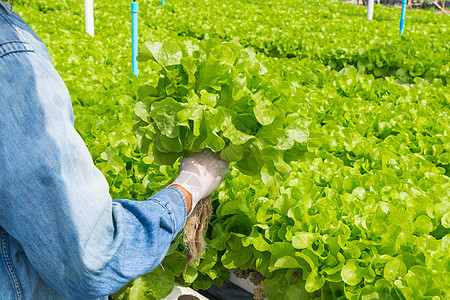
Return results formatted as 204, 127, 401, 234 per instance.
0, 1, 229, 299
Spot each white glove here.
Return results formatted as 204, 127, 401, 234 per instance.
171, 149, 230, 210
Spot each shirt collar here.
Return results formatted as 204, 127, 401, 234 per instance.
0, 2, 13, 14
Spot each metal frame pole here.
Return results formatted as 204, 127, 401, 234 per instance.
399, 0, 407, 34
85, 0, 94, 37
131, 2, 139, 75
367, 0, 375, 20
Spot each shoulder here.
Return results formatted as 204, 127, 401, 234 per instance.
0, 6, 50, 61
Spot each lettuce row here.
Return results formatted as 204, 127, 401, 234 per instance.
133, 39, 450, 299
199, 62, 449, 300
137, 0, 450, 84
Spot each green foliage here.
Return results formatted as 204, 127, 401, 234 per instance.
135, 39, 450, 298
137, 0, 450, 84
13, 0, 450, 299
113, 266, 175, 300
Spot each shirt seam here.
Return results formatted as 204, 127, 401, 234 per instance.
0, 41, 35, 58
150, 199, 177, 240
1, 229, 25, 300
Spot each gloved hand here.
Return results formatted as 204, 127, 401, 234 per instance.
171, 149, 230, 211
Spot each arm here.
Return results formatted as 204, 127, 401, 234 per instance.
0, 50, 186, 299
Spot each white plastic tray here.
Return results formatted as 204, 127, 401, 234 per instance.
162, 283, 210, 300
229, 268, 267, 300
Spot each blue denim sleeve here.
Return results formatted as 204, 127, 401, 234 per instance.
0, 16, 186, 300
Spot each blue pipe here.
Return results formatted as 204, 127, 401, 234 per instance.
399, 0, 407, 34
131, 2, 139, 76
162, 0, 165, 5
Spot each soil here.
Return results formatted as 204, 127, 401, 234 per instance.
250, 272, 265, 286
234, 269, 251, 279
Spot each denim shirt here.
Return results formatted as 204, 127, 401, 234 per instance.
0, 3, 187, 299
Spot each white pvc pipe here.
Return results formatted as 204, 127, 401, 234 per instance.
85, 0, 94, 37
367, 0, 374, 20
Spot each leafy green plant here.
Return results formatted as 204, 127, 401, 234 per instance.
133, 39, 311, 179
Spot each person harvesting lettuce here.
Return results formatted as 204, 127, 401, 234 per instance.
0, 1, 230, 299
